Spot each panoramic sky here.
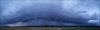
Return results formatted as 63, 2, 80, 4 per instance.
0, 0, 100, 26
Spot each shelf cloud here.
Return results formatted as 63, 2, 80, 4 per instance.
0, 0, 100, 26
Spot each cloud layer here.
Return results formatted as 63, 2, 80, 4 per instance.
0, 0, 100, 26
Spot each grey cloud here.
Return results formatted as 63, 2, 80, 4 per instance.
0, 0, 100, 26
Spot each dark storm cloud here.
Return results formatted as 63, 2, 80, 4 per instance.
0, 0, 100, 26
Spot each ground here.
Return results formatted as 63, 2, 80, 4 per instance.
0, 27, 100, 30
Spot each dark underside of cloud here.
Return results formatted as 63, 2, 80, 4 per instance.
0, 0, 100, 26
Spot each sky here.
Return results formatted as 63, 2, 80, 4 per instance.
0, 0, 100, 26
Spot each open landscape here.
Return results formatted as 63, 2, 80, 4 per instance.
0, 27, 100, 30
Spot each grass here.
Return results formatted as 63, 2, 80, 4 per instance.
0, 27, 100, 30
